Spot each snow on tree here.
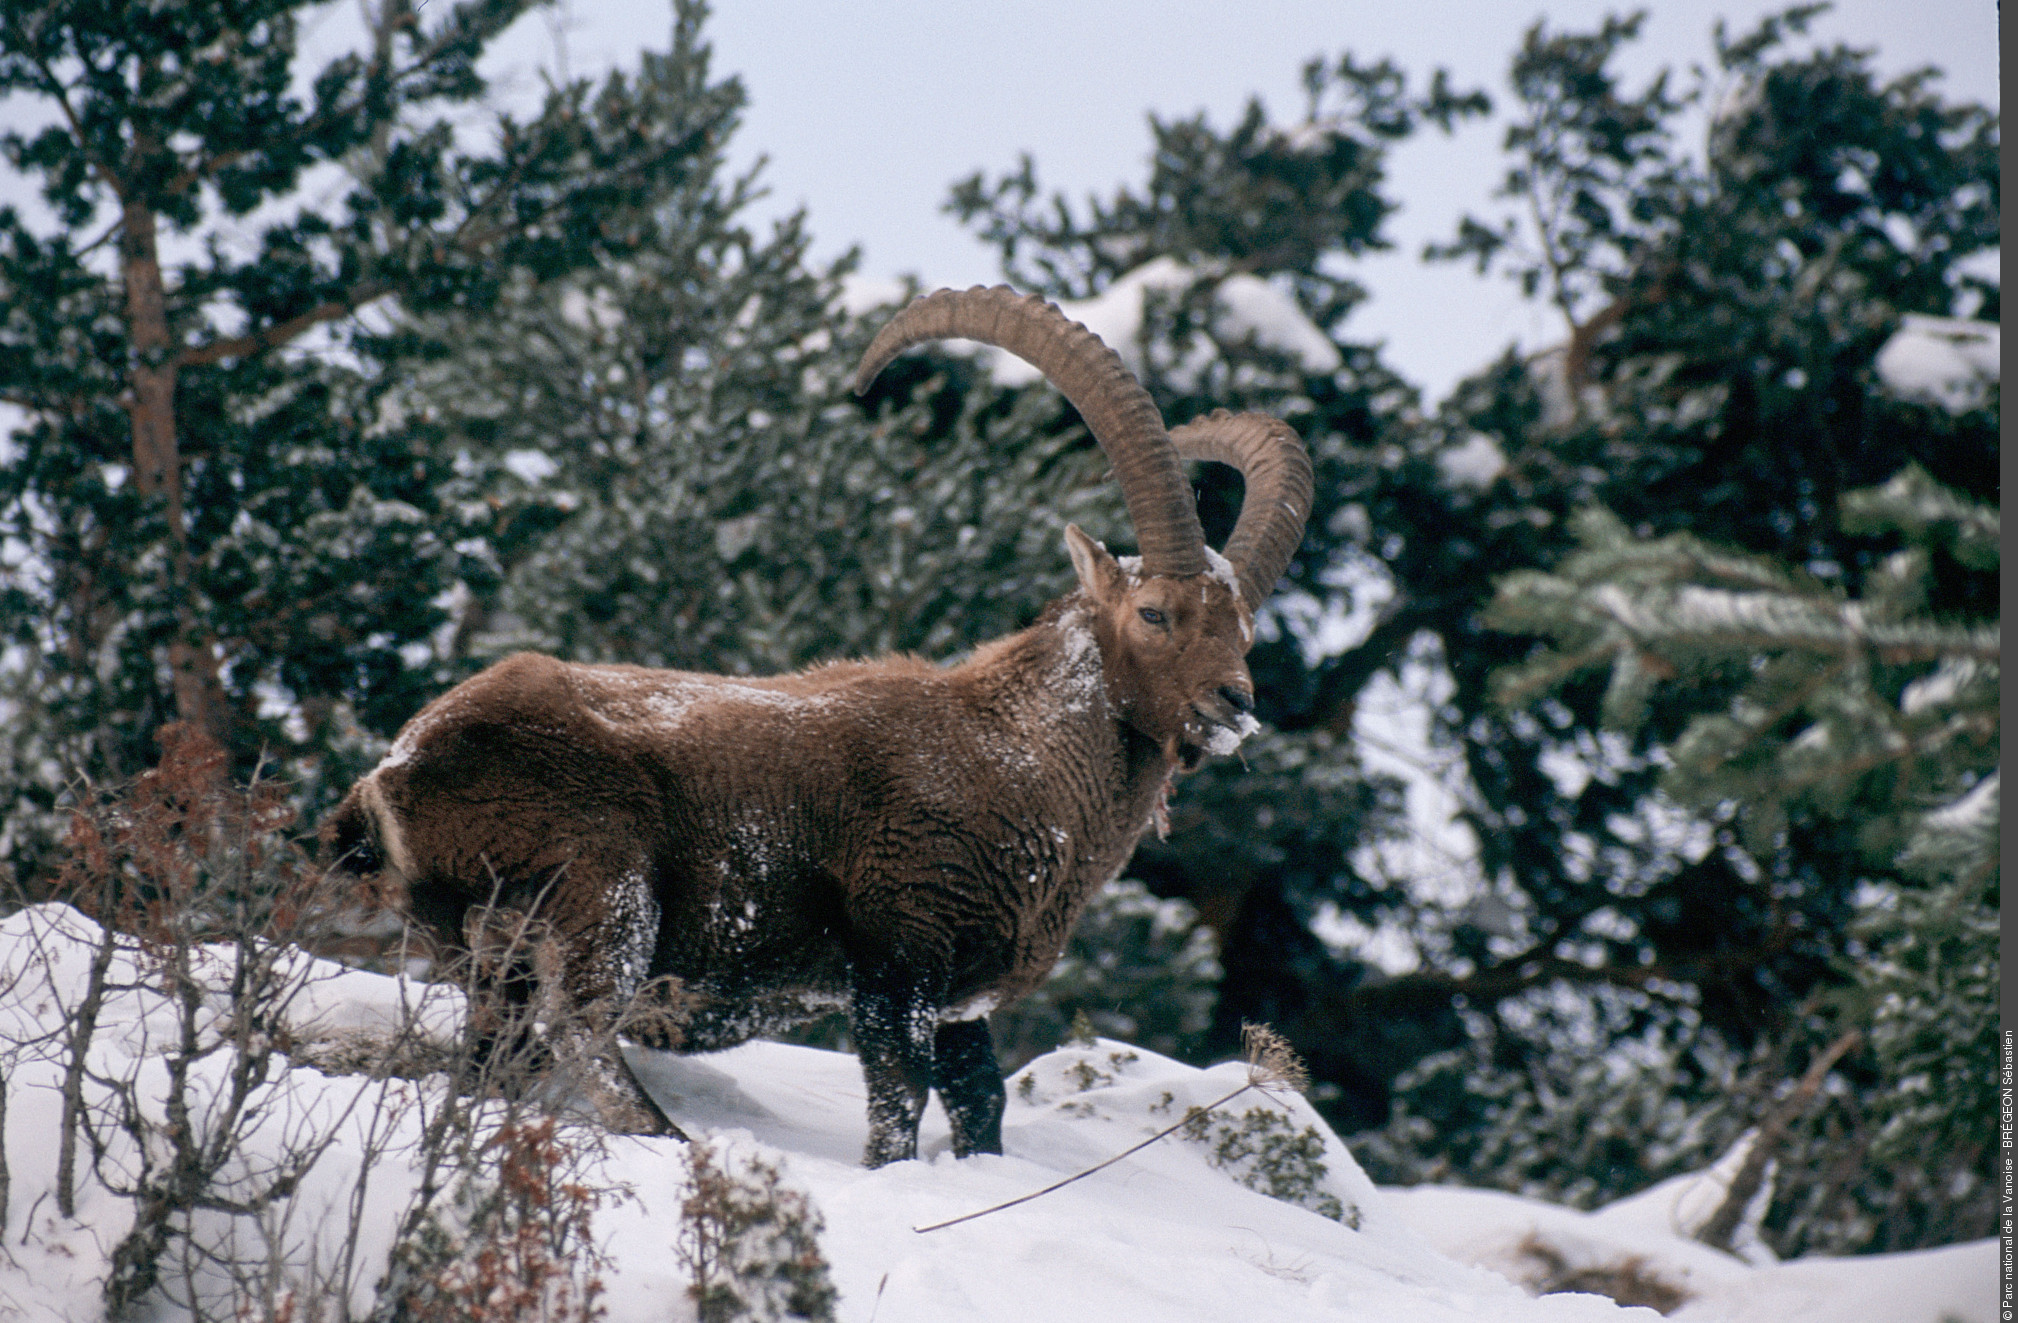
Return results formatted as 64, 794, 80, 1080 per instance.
1362, 7, 1999, 1251
0, 0, 755, 876
1480, 463, 1997, 1249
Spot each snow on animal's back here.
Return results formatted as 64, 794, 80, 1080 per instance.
557, 653, 964, 752
556, 635, 1108, 801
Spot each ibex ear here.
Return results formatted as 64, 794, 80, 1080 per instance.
1064, 524, 1125, 604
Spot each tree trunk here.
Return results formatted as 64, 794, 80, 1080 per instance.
1697, 1029, 1863, 1253
120, 200, 229, 746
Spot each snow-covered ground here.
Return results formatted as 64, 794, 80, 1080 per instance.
0, 904, 1995, 1322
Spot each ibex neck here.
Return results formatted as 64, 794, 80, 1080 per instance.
958, 595, 1106, 717
957, 595, 1170, 793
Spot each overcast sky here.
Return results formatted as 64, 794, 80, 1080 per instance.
489, 0, 1999, 403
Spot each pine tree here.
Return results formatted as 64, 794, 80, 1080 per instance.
1336, 10, 1996, 1253
1473, 466, 1997, 1250
1486, 468, 1997, 875
394, 231, 1133, 683
945, 8, 1996, 1253
949, 49, 1473, 1126
0, 0, 748, 876
380, 70, 1220, 704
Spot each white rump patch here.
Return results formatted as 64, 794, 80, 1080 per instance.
358, 776, 415, 879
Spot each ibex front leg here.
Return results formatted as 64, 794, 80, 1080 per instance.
935, 1016, 1005, 1157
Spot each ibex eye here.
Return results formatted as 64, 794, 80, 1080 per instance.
1138, 607, 1167, 627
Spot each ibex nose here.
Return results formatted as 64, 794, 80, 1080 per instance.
1218, 685, 1254, 715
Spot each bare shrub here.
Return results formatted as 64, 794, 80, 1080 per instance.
21, 724, 394, 1317
384, 1115, 615, 1323
0, 1057, 8, 1230
677, 1141, 836, 1323
361, 878, 669, 1323
1, 724, 635, 1321
1515, 1234, 1691, 1315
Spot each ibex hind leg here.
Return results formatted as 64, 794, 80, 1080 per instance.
852, 964, 944, 1167
554, 863, 690, 1139
550, 1023, 688, 1139
457, 903, 558, 1099
458, 868, 687, 1139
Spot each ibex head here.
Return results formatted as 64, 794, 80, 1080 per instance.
855, 286, 1313, 772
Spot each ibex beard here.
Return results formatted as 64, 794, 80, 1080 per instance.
323, 286, 1312, 1168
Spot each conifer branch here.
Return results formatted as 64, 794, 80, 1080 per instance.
177, 282, 389, 367
1697, 1029, 1862, 1252
1337, 932, 1798, 1014
24, 51, 127, 203
0, 389, 91, 417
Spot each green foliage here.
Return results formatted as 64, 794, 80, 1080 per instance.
1470, 405, 1996, 1252
1483, 469, 1998, 868
949, 52, 1484, 321
1180, 1103, 1354, 1226
1430, 10, 1693, 316
1860, 863, 1998, 1157
1354, 989, 1754, 1209
385, 27, 1156, 691
406, 274, 1125, 677
0, 0, 750, 879
1305, 10, 1999, 1254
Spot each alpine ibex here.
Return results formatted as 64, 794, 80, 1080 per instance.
324, 286, 1312, 1166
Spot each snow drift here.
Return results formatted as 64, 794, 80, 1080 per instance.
0, 903, 1994, 1322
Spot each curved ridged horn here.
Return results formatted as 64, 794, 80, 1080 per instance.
854, 286, 1210, 578
1167, 409, 1314, 611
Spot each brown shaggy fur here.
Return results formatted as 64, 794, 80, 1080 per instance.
325, 533, 1259, 1165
